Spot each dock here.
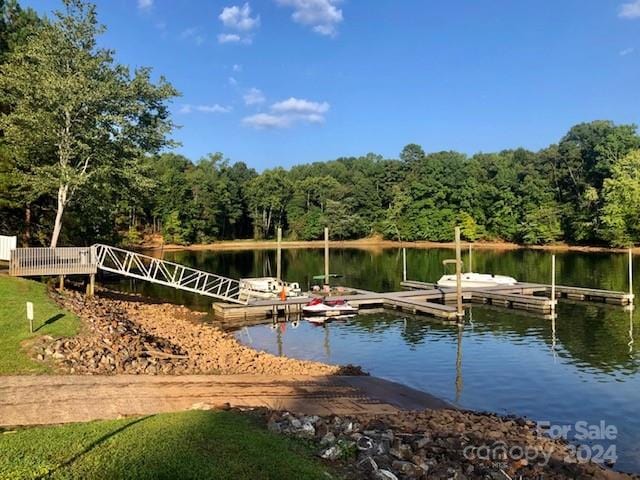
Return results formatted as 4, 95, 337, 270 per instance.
212, 279, 633, 323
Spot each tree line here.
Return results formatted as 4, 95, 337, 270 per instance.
1, 0, 640, 248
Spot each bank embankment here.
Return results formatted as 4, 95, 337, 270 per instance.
39, 289, 361, 376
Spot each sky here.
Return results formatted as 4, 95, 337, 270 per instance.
22, 0, 640, 170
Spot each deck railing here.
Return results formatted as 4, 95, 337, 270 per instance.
0, 235, 16, 261
9, 247, 97, 276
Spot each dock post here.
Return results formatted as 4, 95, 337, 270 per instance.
276, 227, 282, 282
88, 274, 95, 297
468, 244, 472, 272
629, 248, 634, 307
551, 254, 556, 315
402, 247, 407, 282
455, 227, 463, 319
324, 227, 330, 289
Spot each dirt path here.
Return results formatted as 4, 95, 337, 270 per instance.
0, 374, 450, 427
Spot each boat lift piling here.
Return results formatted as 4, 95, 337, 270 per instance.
455, 227, 463, 319
276, 227, 282, 282
551, 254, 557, 317
402, 247, 407, 282
629, 248, 634, 309
324, 227, 330, 289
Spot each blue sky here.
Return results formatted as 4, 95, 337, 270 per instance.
23, 0, 640, 170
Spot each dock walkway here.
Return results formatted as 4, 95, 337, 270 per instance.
0, 375, 450, 427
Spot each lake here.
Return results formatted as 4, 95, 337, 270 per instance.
104, 247, 640, 473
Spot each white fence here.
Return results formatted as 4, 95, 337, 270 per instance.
0, 236, 17, 261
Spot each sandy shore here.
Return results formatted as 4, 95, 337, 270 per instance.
143, 237, 640, 254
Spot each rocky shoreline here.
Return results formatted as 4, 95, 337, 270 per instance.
38, 288, 362, 376
261, 409, 636, 480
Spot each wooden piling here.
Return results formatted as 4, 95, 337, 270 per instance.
58, 275, 64, 292
551, 254, 556, 315
629, 248, 634, 307
455, 227, 463, 319
276, 227, 282, 282
468, 244, 472, 272
88, 273, 95, 297
402, 248, 407, 282
324, 227, 330, 288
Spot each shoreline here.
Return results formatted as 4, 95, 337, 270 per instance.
141, 237, 640, 254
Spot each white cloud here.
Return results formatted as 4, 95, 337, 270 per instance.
179, 104, 232, 114
243, 96, 330, 129
228, 76, 238, 86
243, 113, 291, 129
276, 0, 343, 36
619, 0, 640, 18
218, 33, 241, 43
233, 64, 242, 72
219, 3, 260, 31
271, 97, 329, 114
620, 47, 635, 56
138, 0, 153, 10
243, 87, 266, 105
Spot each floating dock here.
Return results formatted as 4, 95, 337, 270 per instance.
212, 279, 633, 323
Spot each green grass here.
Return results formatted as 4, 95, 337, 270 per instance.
0, 276, 80, 374
0, 410, 332, 480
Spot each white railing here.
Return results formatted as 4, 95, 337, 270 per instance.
10, 247, 97, 276
0, 235, 16, 261
94, 244, 245, 304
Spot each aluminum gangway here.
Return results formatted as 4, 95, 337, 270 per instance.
94, 244, 246, 304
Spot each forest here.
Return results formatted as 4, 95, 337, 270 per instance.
1, 0, 640, 248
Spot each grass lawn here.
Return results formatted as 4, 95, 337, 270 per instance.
0, 276, 80, 374
0, 410, 332, 480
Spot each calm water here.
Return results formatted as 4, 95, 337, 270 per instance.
104, 248, 640, 472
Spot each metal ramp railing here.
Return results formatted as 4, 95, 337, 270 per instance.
94, 244, 245, 304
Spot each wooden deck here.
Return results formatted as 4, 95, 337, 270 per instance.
0, 375, 451, 427
9, 247, 97, 276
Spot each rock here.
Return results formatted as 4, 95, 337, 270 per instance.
389, 441, 413, 460
356, 455, 378, 473
320, 432, 336, 446
356, 435, 375, 454
320, 445, 342, 461
299, 421, 316, 438
374, 469, 399, 480
391, 460, 424, 479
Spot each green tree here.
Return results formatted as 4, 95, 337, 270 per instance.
246, 168, 292, 238
0, 0, 177, 247
599, 150, 640, 247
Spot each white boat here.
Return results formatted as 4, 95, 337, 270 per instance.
302, 298, 358, 316
239, 277, 302, 301
436, 272, 517, 288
